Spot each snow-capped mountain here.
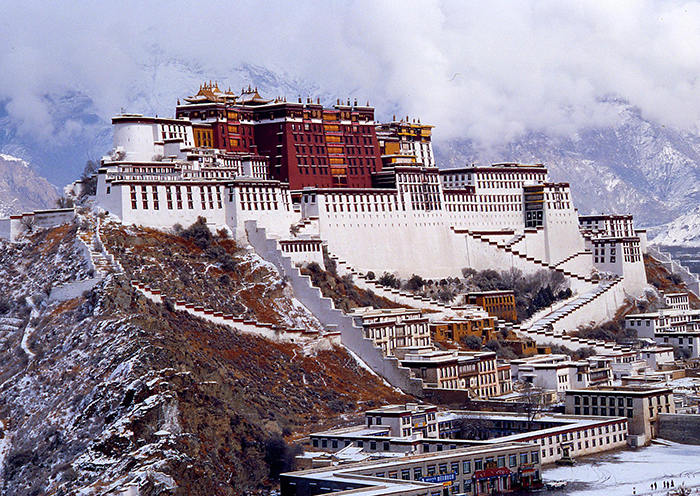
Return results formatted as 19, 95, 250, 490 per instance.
435, 100, 700, 231
649, 206, 700, 247
0, 154, 59, 217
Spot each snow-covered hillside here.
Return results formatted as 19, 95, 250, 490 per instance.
0, 216, 405, 495
650, 206, 700, 247
0, 154, 59, 217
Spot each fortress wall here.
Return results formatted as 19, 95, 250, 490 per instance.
229, 188, 299, 241
96, 174, 124, 217
464, 234, 521, 272
448, 209, 524, 232
1, 211, 75, 242
0, 219, 10, 241
557, 251, 594, 277
552, 281, 625, 333
105, 181, 299, 240
620, 260, 648, 297
117, 183, 228, 229
544, 206, 588, 264
316, 196, 466, 278
658, 414, 700, 444
33, 209, 75, 229
245, 220, 424, 396
523, 228, 548, 261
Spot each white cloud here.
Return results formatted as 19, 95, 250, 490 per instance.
2, 0, 700, 146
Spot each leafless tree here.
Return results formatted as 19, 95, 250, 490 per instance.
521, 382, 547, 429
19, 216, 35, 233
451, 415, 493, 440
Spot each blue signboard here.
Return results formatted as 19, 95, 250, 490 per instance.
420, 473, 456, 483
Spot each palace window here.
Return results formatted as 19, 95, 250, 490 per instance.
130, 185, 137, 210
186, 186, 194, 209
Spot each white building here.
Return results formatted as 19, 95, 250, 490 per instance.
394, 348, 501, 398
308, 407, 629, 468
579, 214, 648, 296
510, 354, 612, 396
625, 305, 700, 359
112, 114, 194, 162
664, 292, 690, 310
349, 307, 431, 357
638, 346, 675, 369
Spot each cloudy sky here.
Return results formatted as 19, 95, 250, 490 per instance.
2, 0, 700, 184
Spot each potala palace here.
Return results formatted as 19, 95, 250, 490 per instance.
93, 83, 648, 296
5, 84, 700, 495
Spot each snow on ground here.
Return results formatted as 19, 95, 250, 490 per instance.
543, 443, 700, 495
0, 418, 11, 481
19, 296, 38, 359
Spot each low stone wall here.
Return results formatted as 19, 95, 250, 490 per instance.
648, 247, 700, 296
658, 414, 700, 445
131, 281, 315, 344
0, 208, 75, 242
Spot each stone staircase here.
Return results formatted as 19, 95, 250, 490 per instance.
77, 217, 122, 277
553, 250, 591, 268
323, 251, 491, 320
514, 277, 625, 353
290, 216, 319, 238
50, 216, 121, 301
245, 220, 425, 397
326, 252, 454, 313
504, 232, 526, 249
460, 228, 594, 284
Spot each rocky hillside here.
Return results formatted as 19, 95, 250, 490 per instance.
0, 217, 407, 495
0, 154, 59, 217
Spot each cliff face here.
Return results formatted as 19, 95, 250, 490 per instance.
0, 219, 406, 495
0, 154, 59, 216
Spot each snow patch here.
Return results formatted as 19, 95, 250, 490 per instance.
0, 153, 27, 165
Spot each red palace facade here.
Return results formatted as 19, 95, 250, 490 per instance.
175, 83, 382, 189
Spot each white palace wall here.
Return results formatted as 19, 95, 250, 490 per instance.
99, 176, 298, 240
94, 167, 641, 297
311, 192, 467, 278
0, 209, 75, 242
227, 183, 298, 241
110, 182, 229, 230
542, 197, 587, 264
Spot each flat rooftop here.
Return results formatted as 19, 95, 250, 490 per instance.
565, 385, 673, 395
284, 441, 533, 480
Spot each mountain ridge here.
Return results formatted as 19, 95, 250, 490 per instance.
0, 154, 59, 217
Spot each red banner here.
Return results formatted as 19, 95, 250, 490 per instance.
473, 467, 511, 479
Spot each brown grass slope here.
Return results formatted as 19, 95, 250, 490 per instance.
0, 221, 406, 496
